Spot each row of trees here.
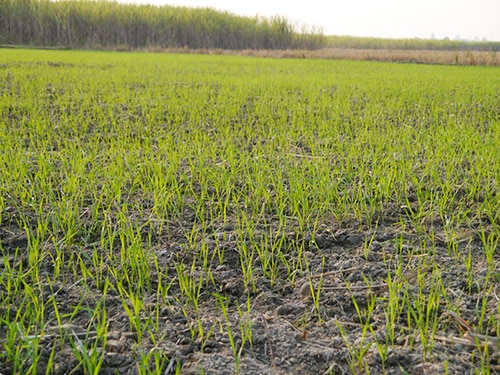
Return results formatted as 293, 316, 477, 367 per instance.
0, 0, 325, 50
325, 35, 500, 52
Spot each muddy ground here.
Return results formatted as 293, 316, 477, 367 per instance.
1, 202, 499, 374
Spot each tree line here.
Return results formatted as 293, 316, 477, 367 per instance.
0, 0, 325, 50
325, 35, 500, 52
1, 0, 496, 53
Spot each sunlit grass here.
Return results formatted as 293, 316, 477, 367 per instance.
0, 48, 499, 373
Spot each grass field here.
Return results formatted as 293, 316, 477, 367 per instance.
1, 49, 500, 374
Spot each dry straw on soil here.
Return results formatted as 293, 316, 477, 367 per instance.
151, 47, 499, 66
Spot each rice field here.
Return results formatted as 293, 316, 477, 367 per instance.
0, 48, 499, 374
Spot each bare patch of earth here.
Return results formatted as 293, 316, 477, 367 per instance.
1, 204, 499, 374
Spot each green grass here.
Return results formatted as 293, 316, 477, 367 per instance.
0, 49, 499, 373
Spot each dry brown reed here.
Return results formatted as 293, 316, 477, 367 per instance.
153, 47, 498, 66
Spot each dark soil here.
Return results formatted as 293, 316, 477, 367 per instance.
1, 203, 499, 375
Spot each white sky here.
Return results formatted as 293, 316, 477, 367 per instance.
116, 0, 500, 41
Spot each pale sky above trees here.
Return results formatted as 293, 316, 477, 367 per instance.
117, 0, 500, 41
